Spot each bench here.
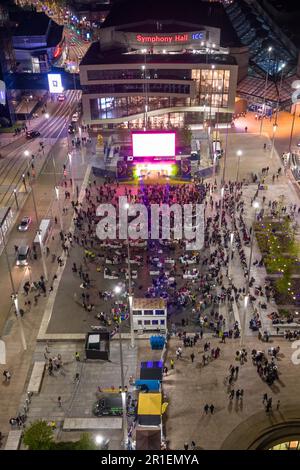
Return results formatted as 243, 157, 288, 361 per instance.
27, 361, 46, 394
63, 417, 122, 431
4, 430, 22, 450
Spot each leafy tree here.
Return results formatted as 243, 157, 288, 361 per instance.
23, 421, 54, 450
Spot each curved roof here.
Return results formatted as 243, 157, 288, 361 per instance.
103, 0, 242, 47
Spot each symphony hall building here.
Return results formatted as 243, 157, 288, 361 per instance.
79, 0, 247, 129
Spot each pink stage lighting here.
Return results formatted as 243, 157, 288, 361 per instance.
131, 131, 176, 159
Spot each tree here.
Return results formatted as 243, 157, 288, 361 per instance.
23, 421, 54, 450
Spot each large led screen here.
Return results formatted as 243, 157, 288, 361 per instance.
47, 73, 63, 94
132, 131, 176, 158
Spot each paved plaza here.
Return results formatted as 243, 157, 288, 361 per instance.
2, 127, 300, 450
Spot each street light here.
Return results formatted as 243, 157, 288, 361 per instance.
240, 201, 260, 347
114, 285, 128, 450
0, 223, 27, 350
124, 202, 135, 349
288, 83, 300, 156
260, 46, 272, 135
228, 232, 234, 279
270, 123, 278, 160
38, 230, 48, 281
55, 186, 63, 230
68, 152, 75, 194
13, 188, 19, 210
274, 62, 285, 126
22, 173, 27, 193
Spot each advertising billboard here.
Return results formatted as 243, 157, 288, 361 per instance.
132, 131, 176, 159
47, 73, 63, 94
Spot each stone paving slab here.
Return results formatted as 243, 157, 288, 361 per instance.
63, 417, 122, 430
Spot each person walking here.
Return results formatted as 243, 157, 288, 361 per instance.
170, 359, 174, 369
210, 404, 215, 414
57, 396, 62, 407
263, 393, 268, 404
75, 351, 80, 362
190, 352, 195, 363
3, 370, 11, 382
191, 441, 196, 450
204, 404, 209, 414
184, 443, 189, 451
276, 400, 280, 410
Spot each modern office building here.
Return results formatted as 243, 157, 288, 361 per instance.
11, 11, 65, 73
0, 1, 16, 126
80, 0, 244, 130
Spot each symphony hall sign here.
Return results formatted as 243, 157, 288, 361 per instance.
135, 31, 206, 43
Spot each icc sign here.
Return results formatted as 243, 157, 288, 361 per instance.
191, 32, 205, 40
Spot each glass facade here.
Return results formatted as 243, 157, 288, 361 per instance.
87, 68, 191, 81
269, 440, 300, 450
90, 96, 192, 120
86, 67, 231, 124
191, 68, 230, 107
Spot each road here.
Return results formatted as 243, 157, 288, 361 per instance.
0, 90, 80, 209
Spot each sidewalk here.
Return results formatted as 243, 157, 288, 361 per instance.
0, 140, 95, 438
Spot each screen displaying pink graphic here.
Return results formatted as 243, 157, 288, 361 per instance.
132, 131, 176, 158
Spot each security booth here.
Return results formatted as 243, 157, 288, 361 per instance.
85, 331, 110, 360
132, 298, 167, 332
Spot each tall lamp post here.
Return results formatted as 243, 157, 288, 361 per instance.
288, 98, 300, 156
114, 285, 128, 450
270, 123, 278, 160
124, 202, 135, 349
30, 181, 48, 281
234, 150, 242, 213
55, 186, 63, 231
0, 222, 27, 350
274, 62, 285, 126
260, 46, 272, 135
240, 201, 260, 348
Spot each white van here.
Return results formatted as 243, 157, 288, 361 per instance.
33, 219, 52, 252
212, 140, 222, 158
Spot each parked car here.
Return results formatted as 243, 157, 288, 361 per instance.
18, 216, 31, 232
16, 245, 30, 266
26, 130, 40, 139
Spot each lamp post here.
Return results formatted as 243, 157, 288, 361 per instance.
114, 285, 128, 450
219, 186, 224, 229
141, 59, 148, 130
274, 62, 285, 126
68, 152, 75, 194
234, 150, 242, 213
260, 46, 272, 135
38, 229, 48, 282
55, 186, 63, 230
22, 173, 27, 193
240, 201, 260, 348
13, 188, 19, 210
0, 223, 27, 350
228, 232, 234, 279
124, 202, 135, 349
270, 123, 278, 160
288, 101, 299, 156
